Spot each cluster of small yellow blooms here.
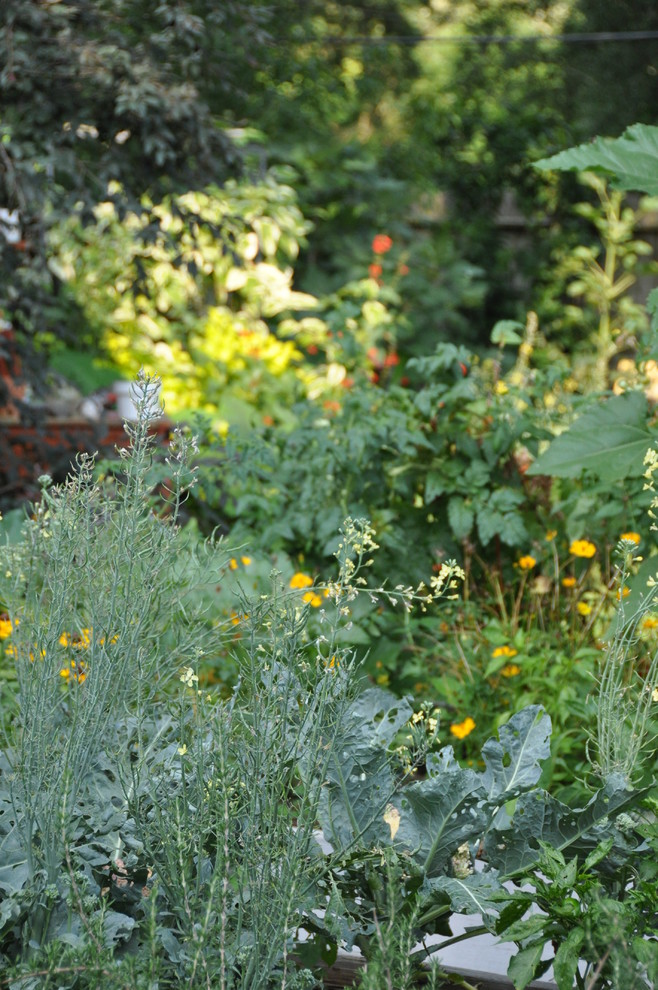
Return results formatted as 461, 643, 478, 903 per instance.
229, 556, 252, 571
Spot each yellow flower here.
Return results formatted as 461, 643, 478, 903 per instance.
289, 572, 313, 589
230, 611, 249, 625
577, 601, 592, 616
652, 687, 658, 703
570, 539, 596, 558
0, 618, 13, 640
60, 659, 86, 683
545, 530, 557, 541
494, 380, 509, 395
642, 616, 658, 631
450, 717, 476, 740
240, 556, 252, 566
376, 673, 390, 686
616, 587, 631, 600
59, 632, 72, 647
492, 645, 518, 659
517, 555, 537, 570
620, 532, 641, 545
229, 558, 238, 571
561, 576, 577, 588
302, 591, 323, 608
500, 664, 521, 677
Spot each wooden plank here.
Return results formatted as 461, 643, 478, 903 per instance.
321, 952, 558, 989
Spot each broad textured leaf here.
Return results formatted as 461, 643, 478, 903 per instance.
534, 124, 658, 196
427, 870, 503, 921
318, 689, 412, 851
526, 391, 651, 482
393, 766, 487, 877
481, 707, 551, 805
484, 773, 645, 877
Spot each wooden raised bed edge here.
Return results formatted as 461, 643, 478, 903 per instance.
321, 952, 557, 989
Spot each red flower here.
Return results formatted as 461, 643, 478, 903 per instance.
372, 234, 393, 255
400, 376, 410, 387
342, 377, 354, 389
383, 352, 400, 367
368, 263, 383, 279
459, 362, 468, 377
398, 263, 410, 276
307, 344, 318, 355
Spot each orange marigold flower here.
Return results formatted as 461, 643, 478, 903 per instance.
561, 576, 577, 588
620, 532, 641, 545
517, 555, 536, 570
450, 716, 476, 740
616, 587, 631, 600
570, 539, 596, 558
372, 234, 393, 255
290, 572, 313, 589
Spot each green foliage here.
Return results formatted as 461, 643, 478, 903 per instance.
528, 390, 655, 481
1, 376, 653, 989
535, 124, 658, 197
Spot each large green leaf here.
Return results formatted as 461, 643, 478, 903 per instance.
484, 773, 644, 878
526, 391, 651, 482
427, 870, 503, 922
318, 689, 413, 851
481, 707, 551, 805
534, 123, 658, 196
393, 764, 488, 877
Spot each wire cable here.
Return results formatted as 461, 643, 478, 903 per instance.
309, 30, 658, 48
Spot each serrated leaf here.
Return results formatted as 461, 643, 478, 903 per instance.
448, 496, 474, 540
526, 391, 651, 482
481, 707, 552, 805
427, 870, 503, 921
534, 124, 658, 196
